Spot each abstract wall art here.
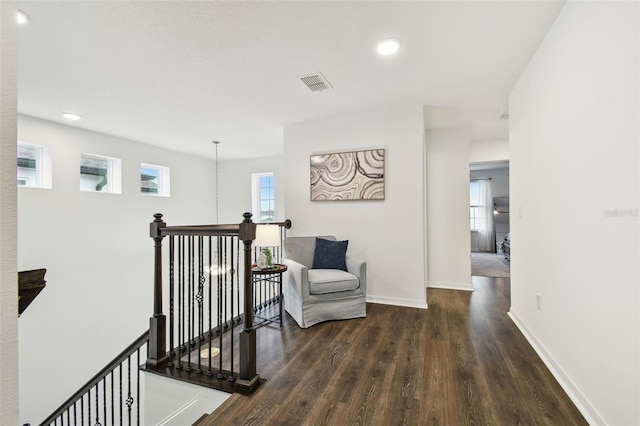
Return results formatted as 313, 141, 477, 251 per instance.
310, 148, 385, 201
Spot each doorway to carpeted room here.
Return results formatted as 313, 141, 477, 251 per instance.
471, 252, 510, 278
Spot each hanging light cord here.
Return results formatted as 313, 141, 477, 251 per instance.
213, 141, 220, 224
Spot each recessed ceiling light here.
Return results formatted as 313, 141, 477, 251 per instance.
376, 38, 400, 56
15, 10, 29, 25
62, 112, 82, 121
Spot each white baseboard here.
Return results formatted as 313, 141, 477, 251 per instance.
427, 281, 473, 291
143, 371, 230, 426
366, 295, 427, 309
507, 309, 604, 426
157, 397, 199, 426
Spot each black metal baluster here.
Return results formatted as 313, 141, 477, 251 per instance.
110, 371, 114, 426
136, 348, 141, 425
217, 237, 224, 379
94, 383, 100, 425
102, 377, 107, 426
196, 236, 204, 374
191, 235, 196, 345
234, 237, 240, 324
186, 235, 193, 371
229, 237, 235, 382
119, 363, 123, 426
126, 356, 132, 426
88, 389, 92, 426
168, 236, 175, 367
222, 238, 228, 332
253, 261, 258, 314
177, 236, 184, 369
207, 236, 213, 375
73, 402, 77, 426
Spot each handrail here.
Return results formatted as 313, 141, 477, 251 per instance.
158, 219, 291, 237
18, 268, 47, 316
263, 219, 292, 229
40, 330, 149, 426
160, 224, 241, 236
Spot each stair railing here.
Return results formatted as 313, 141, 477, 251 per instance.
39, 213, 292, 425
146, 212, 262, 393
39, 330, 149, 426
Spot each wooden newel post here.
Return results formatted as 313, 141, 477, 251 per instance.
237, 212, 259, 391
147, 213, 168, 367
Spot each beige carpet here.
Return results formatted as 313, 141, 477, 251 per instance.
471, 252, 510, 278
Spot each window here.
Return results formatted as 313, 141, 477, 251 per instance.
252, 172, 275, 223
470, 180, 481, 231
80, 153, 122, 193
17, 142, 52, 188
141, 163, 170, 197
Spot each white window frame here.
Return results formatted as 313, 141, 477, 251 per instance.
470, 181, 481, 231
140, 163, 171, 197
251, 172, 275, 223
17, 142, 52, 189
80, 153, 122, 194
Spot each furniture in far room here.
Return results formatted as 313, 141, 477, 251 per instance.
282, 236, 366, 329
501, 233, 511, 261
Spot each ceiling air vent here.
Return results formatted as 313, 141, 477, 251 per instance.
299, 72, 333, 92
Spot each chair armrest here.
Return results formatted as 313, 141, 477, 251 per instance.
346, 257, 367, 294
282, 258, 310, 302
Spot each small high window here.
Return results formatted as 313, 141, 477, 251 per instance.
141, 163, 170, 197
252, 172, 275, 223
17, 142, 52, 188
80, 153, 121, 193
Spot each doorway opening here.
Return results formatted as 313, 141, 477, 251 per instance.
469, 161, 510, 278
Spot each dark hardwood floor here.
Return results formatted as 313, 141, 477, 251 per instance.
200, 276, 586, 425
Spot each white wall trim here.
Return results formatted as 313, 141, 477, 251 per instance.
427, 281, 473, 291
366, 295, 427, 310
508, 309, 604, 426
156, 397, 199, 426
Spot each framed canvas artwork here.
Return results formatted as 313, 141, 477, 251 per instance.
310, 148, 385, 201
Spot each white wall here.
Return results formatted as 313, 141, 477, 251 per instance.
425, 127, 472, 290
0, 3, 19, 425
284, 106, 427, 308
17, 115, 217, 424
218, 156, 285, 224
469, 138, 509, 164
509, 2, 639, 424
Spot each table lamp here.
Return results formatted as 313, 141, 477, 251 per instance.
254, 224, 281, 268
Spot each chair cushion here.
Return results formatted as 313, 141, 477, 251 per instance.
312, 238, 348, 271
308, 269, 359, 294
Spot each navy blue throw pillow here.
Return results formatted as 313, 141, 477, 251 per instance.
312, 238, 348, 271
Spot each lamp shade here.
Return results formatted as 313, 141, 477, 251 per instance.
254, 224, 281, 247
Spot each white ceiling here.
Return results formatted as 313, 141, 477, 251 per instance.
16, 1, 565, 160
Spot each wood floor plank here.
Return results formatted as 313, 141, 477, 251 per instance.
199, 277, 587, 426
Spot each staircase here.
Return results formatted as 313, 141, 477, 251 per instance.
37, 213, 291, 426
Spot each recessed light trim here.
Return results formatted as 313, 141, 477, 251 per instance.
62, 112, 82, 121
376, 38, 400, 56
15, 10, 29, 25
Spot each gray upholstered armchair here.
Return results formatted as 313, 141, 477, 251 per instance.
282, 236, 366, 329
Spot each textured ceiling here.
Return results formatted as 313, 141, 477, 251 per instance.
16, 1, 565, 160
